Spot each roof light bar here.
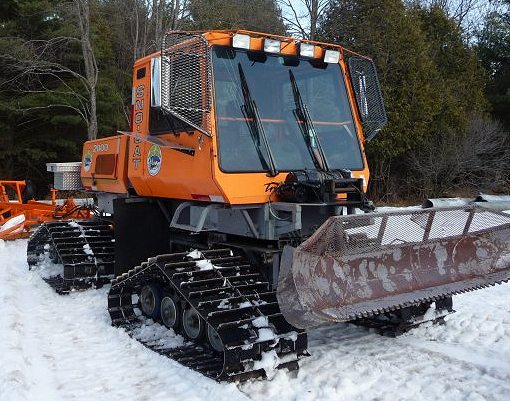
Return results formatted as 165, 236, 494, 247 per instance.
233, 33, 251, 49
264, 38, 281, 54
324, 49, 341, 63
300, 42, 315, 58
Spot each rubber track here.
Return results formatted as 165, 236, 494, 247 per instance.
108, 249, 308, 381
351, 298, 454, 337
353, 313, 450, 337
27, 220, 115, 294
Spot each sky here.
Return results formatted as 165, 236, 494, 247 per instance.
279, 0, 500, 38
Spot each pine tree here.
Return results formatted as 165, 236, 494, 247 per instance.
0, 0, 126, 193
478, 3, 510, 130
320, 0, 490, 200
412, 4, 487, 136
190, 0, 286, 34
320, 0, 441, 160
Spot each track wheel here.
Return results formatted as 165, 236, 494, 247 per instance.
140, 283, 162, 319
182, 305, 205, 340
207, 325, 224, 352
160, 295, 180, 329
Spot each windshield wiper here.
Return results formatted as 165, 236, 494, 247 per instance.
289, 70, 329, 172
237, 63, 278, 177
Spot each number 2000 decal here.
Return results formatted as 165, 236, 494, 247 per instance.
93, 143, 109, 152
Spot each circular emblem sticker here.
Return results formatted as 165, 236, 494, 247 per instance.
83, 150, 92, 172
147, 144, 162, 176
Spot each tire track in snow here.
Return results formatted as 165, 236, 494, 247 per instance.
241, 319, 510, 401
0, 241, 30, 401
12, 260, 63, 401
399, 337, 510, 374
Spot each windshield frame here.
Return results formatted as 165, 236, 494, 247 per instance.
211, 45, 366, 174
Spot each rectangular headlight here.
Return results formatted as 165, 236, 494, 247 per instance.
324, 49, 341, 63
264, 38, 281, 53
300, 42, 315, 58
233, 33, 251, 49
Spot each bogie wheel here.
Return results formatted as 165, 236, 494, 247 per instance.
207, 324, 224, 352
160, 295, 180, 329
182, 305, 205, 340
140, 283, 162, 319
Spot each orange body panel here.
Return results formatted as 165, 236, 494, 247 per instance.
128, 133, 225, 200
81, 135, 129, 194
82, 30, 371, 204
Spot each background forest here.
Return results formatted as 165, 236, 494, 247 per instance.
0, 0, 509, 203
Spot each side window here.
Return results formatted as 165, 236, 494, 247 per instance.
137, 67, 146, 79
160, 33, 212, 135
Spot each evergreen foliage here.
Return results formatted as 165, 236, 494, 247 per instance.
478, 2, 510, 130
320, 0, 493, 200
190, 0, 286, 33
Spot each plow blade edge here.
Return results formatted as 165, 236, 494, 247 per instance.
277, 206, 510, 329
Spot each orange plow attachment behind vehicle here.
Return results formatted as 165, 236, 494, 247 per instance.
0, 180, 93, 240
277, 206, 510, 329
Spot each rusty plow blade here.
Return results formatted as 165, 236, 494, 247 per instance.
277, 206, 510, 329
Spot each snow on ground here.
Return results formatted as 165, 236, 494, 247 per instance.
0, 240, 245, 401
1, 239, 510, 401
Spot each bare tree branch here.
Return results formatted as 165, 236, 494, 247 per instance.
20, 104, 89, 123
421, 0, 496, 35
75, 0, 98, 140
279, 0, 330, 40
405, 116, 510, 197
0, 31, 96, 138
280, 0, 308, 38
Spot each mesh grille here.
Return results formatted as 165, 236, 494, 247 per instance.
301, 206, 510, 257
161, 32, 212, 135
347, 56, 387, 141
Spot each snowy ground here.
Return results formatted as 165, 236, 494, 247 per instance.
1, 239, 510, 401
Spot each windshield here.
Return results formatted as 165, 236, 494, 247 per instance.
212, 46, 364, 172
